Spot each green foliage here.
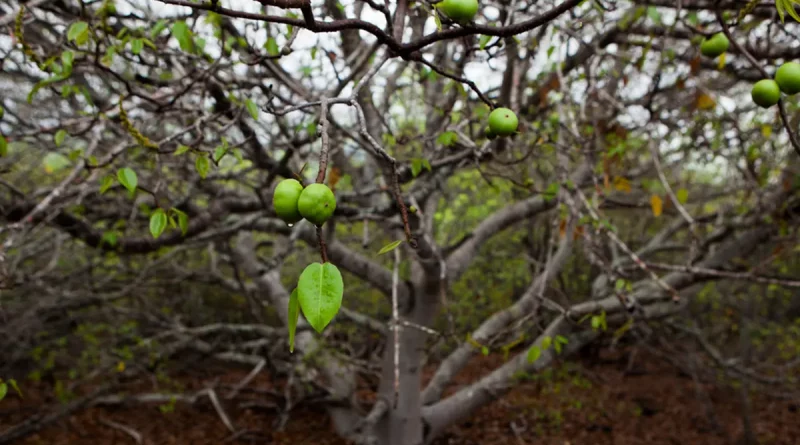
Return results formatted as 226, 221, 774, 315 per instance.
378, 240, 404, 255
116, 167, 137, 194
149, 209, 167, 239
288, 288, 300, 352
296, 262, 344, 333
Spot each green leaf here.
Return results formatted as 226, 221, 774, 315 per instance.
543, 182, 560, 201
481, 346, 489, 356
296, 262, 344, 333
61, 51, 74, 71
131, 38, 144, 55
288, 288, 300, 352
479, 35, 491, 50
433, 9, 442, 31
99, 175, 114, 194
195, 155, 210, 179
117, 167, 138, 194
176, 210, 189, 235
151, 19, 169, 38
411, 158, 423, 178
42, 152, 71, 173
54, 129, 68, 147
171, 21, 192, 52
591, 316, 600, 330
245, 99, 259, 120
0, 134, 7, 157
149, 209, 168, 239
8, 379, 21, 398
436, 131, 458, 147
265, 37, 279, 56
0, 383, 6, 402
213, 145, 227, 163
541, 336, 552, 351
526, 345, 542, 363
174, 144, 191, 155
67, 21, 89, 42
378, 240, 404, 255
676, 188, 689, 204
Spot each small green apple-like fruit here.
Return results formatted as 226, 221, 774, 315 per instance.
298, 183, 337, 226
700, 33, 729, 58
273, 179, 304, 224
775, 62, 800, 95
485, 128, 497, 140
751, 79, 781, 108
438, 0, 479, 23
488, 107, 518, 137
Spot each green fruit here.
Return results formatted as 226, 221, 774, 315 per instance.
751, 79, 781, 108
775, 62, 800, 95
438, 0, 479, 23
273, 179, 304, 224
488, 107, 518, 137
700, 33, 729, 58
485, 128, 497, 140
298, 183, 337, 226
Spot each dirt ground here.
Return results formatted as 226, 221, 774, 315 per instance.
1, 350, 798, 445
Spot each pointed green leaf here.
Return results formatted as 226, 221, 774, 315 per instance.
0, 383, 7, 401
0, 134, 7, 157
378, 240, 403, 255
265, 37, 279, 56
54, 129, 67, 147
245, 99, 259, 120
149, 208, 167, 239
213, 145, 227, 163
288, 288, 300, 352
526, 345, 542, 363
297, 262, 344, 332
541, 336, 552, 351
479, 35, 491, 50
174, 144, 191, 155
117, 167, 137, 193
67, 21, 89, 42
131, 38, 144, 55
99, 175, 114, 194
195, 155, 210, 178
171, 21, 192, 52
8, 379, 21, 398
171, 209, 189, 235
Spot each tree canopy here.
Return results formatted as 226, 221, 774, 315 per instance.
1, 0, 800, 444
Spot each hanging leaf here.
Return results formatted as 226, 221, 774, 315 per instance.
717, 52, 726, 70
0, 134, 7, 157
296, 262, 344, 333
99, 175, 114, 194
288, 288, 300, 352
67, 21, 89, 42
378, 240, 404, 255
0, 383, 7, 401
676, 188, 689, 204
526, 345, 542, 363
131, 38, 144, 55
650, 194, 663, 217
245, 99, 259, 120
174, 144, 191, 155
117, 167, 138, 194
171, 21, 193, 52
171, 209, 189, 235
195, 155, 210, 179
265, 37, 279, 56
54, 129, 68, 147
149, 208, 167, 239
479, 35, 491, 50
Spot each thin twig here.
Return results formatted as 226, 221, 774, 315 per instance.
391, 247, 401, 408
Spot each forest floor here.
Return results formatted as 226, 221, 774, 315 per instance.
1, 348, 798, 445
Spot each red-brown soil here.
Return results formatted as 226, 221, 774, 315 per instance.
1, 350, 798, 445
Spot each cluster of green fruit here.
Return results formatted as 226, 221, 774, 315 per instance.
751, 62, 800, 108
273, 179, 337, 226
437, 0, 479, 23
484, 107, 519, 140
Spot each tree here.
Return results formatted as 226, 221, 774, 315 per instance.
1, 0, 799, 444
